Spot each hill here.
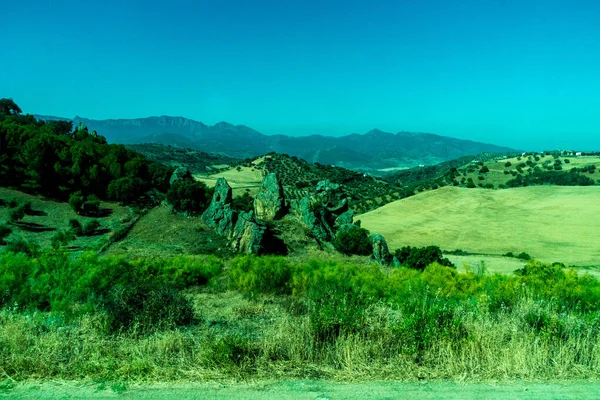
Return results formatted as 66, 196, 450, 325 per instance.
195, 153, 396, 212
125, 143, 239, 174
35, 115, 516, 173
359, 186, 600, 266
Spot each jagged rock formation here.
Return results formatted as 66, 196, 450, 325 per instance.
199, 174, 396, 262
201, 178, 236, 238
334, 209, 355, 228
370, 233, 392, 264
169, 166, 193, 185
298, 196, 332, 241
231, 211, 266, 254
254, 173, 286, 221
315, 180, 349, 214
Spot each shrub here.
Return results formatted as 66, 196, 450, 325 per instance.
0, 224, 12, 244
8, 206, 25, 223
82, 195, 101, 215
232, 192, 254, 213
102, 283, 194, 333
68, 218, 83, 236
68, 192, 85, 214
333, 225, 371, 256
479, 165, 490, 173
228, 256, 293, 295
395, 245, 455, 271
51, 229, 75, 249
82, 219, 101, 236
517, 252, 532, 261
3, 237, 38, 256
167, 180, 213, 215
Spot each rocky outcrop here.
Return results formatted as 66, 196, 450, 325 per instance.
369, 233, 399, 265
231, 211, 266, 254
299, 196, 332, 241
169, 166, 193, 186
334, 209, 355, 229
254, 173, 286, 222
315, 180, 348, 215
201, 178, 236, 237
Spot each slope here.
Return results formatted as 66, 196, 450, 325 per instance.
359, 186, 600, 266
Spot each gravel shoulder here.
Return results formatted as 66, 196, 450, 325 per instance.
4, 380, 600, 399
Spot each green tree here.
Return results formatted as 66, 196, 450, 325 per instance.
0, 98, 22, 117
334, 225, 371, 256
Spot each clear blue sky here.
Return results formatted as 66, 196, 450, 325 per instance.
2, 0, 600, 150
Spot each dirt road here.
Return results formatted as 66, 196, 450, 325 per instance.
4, 380, 600, 399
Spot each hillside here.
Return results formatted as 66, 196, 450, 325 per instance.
195, 153, 396, 212
125, 143, 239, 174
35, 115, 516, 173
359, 186, 600, 266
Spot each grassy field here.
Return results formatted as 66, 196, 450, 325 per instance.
462, 155, 600, 188
359, 186, 600, 266
0, 188, 134, 252
195, 166, 265, 196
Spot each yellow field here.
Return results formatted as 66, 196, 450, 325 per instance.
194, 166, 265, 196
359, 186, 600, 266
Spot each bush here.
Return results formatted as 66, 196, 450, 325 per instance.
167, 180, 213, 215
82, 219, 101, 236
479, 165, 490, 173
228, 256, 293, 296
333, 225, 371, 256
102, 283, 194, 333
51, 229, 75, 249
0, 224, 12, 244
68, 191, 85, 214
395, 245, 455, 271
3, 237, 38, 256
68, 218, 83, 236
232, 192, 254, 213
8, 206, 25, 223
517, 252, 532, 261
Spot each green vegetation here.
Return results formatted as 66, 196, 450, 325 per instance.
395, 245, 454, 270
360, 186, 600, 266
333, 225, 372, 256
166, 179, 213, 215
0, 99, 173, 206
3, 249, 600, 381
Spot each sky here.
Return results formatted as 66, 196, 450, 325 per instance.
2, 0, 600, 150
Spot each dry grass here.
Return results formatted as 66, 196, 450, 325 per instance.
194, 166, 266, 197
359, 186, 600, 266
2, 293, 600, 383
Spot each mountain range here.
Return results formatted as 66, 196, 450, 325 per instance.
34, 114, 517, 173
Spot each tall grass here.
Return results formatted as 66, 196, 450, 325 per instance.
1, 251, 600, 381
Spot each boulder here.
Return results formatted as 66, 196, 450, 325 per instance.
231, 211, 266, 254
169, 166, 193, 186
299, 196, 331, 241
254, 173, 286, 221
369, 233, 393, 265
315, 180, 348, 215
334, 209, 355, 228
201, 178, 236, 237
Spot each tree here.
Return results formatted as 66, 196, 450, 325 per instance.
334, 225, 371, 256
394, 245, 454, 271
0, 98, 22, 117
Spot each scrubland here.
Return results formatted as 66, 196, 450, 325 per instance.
2, 250, 600, 383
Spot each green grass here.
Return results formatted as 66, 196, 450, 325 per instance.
359, 185, 600, 266
3, 252, 600, 382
